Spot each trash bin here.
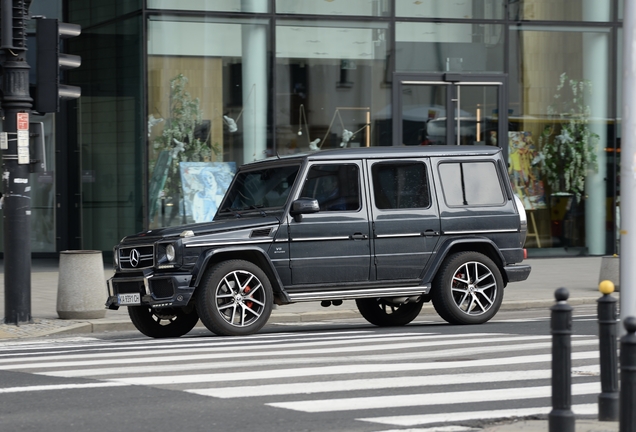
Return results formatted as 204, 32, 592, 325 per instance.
57, 250, 107, 319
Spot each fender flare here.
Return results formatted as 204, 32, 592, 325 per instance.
192, 246, 291, 303
422, 237, 507, 285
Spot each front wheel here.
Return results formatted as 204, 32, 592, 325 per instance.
431, 251, 504, 325
128, 306, 199, 338
355, 297, 424, 327
196, 260, 273, 336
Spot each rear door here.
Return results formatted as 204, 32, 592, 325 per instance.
367, 158, 440, 280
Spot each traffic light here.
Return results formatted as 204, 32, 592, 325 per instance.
35, 18, 81, 113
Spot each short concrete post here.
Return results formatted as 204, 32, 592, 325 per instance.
549, 287, 574, 432
56, 250, 107, 319
597, 280, 619, 421
620, 317, 636, 432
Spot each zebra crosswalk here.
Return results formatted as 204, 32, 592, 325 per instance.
0, 329, 601, 429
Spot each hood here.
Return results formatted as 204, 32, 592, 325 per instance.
120, 215, 281, 245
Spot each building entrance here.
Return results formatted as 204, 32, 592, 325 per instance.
392, 74, 507, 152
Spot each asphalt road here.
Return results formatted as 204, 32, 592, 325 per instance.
0, 306, 601, 432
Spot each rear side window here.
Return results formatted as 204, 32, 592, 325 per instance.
438, 161, 504, 206
371, 162, 430, 209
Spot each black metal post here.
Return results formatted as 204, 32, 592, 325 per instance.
597, 280, 619, 421
549, 287, 574, 432
620, 317, 636, 432
1, 0, 33, 325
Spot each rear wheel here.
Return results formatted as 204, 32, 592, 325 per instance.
355, 297, 424, 327
128, 305, 199, 338
431, 251, 504, 325
196, 260, 273, 336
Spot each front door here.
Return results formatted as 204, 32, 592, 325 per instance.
393, 74, 506, 152
288, 161, 371, 286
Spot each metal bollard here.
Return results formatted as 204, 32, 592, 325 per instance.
597, 280, 619, 421
620, 317, 636, 432
549, 287, 574, 432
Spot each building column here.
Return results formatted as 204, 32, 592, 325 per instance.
583, 1, 610, 255
241, 0, 268, 164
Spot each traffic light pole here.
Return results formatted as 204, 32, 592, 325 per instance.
1, 0, 32, 324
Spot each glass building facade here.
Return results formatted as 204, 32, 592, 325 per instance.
3, 0, 625, 258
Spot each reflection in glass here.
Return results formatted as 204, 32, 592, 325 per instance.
396, 22, 504, 73
147, 16, 271, 228
396, 0, 504, 19
148, 0, 266, 13
276, 21, 391, 149
276, 0, 389, 16
508, 0, 611, 22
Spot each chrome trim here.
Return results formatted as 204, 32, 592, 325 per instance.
443, 228, 518, 235
184, 238, 273, 248
110, 276, 151, 297
375, 233, 422, 239
291, 236, 351, 242
288, 285, 430, 302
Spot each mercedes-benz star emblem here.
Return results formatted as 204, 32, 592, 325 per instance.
130, 249, 140, 267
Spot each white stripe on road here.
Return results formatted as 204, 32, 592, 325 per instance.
360, 403, 598, 427
40, 349, 598, 379
105, 351, 598, 386
0, 335, 565, 370
0, 333, 520, 367
0, 382, 129, 394
186, 369, 560, 398
266, 382, 601, 412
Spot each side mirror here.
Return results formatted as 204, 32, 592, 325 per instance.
290, 198, 320, 222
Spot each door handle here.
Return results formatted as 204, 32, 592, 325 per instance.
350, 233, 368, 240
424, 229, 440, 237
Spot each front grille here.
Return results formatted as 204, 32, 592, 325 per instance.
151, 278, 175, 299
119, 245, 154, 270
112, 279, 144, 295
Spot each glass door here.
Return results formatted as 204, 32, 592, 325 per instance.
393, 74, 506, 150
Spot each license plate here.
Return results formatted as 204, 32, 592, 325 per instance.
118, 293, 140, 305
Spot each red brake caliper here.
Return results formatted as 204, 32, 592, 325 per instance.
244, 286, 253, 308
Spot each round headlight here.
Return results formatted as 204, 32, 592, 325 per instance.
113, 248, 119, 267
166, 244, 176, 262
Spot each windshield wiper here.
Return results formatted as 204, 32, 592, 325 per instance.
246, 205, 268, 217
219, 207, 242, 218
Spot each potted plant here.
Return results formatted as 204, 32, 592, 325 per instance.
539, 73, 599, 202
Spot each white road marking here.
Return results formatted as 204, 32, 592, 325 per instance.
361, 403, 598, 427
0, 382, 129, 393
267, 382, 601, 412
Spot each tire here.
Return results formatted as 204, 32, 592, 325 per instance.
431, 251, 504, 325
196, 260, 273, 336
128, 305, 199, 338
355, 297, 424, 327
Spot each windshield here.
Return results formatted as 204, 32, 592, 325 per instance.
217, 164, 301, 216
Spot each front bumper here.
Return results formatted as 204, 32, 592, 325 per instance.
106, 272, 194, 310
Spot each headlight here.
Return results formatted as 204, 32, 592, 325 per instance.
113, 247, 119, 267
166, 244, 176, 262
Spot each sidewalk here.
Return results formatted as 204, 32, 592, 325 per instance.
0, 256, 621, 431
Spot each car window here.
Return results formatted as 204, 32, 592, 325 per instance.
218, 164, 300, 213
371, 161, 430, 209
300, 164, 361, 211
438, 161, 505, 206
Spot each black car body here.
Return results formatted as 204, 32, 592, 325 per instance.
107, 145, 530, 337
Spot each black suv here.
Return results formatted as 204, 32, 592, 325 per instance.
107, 146, 530, 338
